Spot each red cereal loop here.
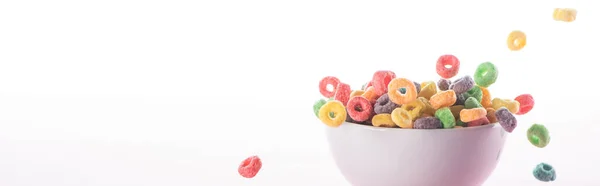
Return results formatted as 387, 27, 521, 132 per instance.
467, 116, 490, 127
238, 155, 262, 178
436, 55, 460, 79
372, 70, 396, 96
346, 96, 373, 122
514, 94, 534, 115
319, 76, 341, 98
334, 83, 351, 106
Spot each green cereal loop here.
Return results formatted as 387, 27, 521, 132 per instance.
474, 62, 498, 88
434, 107, 455, 129
313, 99, 327, 117
465, 86, 483, 102
464, 97, 483, 109
527, 124, 550, 148
456, 119, 466, 127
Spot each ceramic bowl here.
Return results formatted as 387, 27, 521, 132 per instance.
325, 122, 507, 186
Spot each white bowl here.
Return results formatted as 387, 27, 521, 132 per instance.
325, 122, 507, 186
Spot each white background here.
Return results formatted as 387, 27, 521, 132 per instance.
0, 0, 598, 185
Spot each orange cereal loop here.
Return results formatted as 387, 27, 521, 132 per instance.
459, 108, 487, 122
449, 105, 464, 118
429, 90, 457, 109
391, 107, 413, 128
507, 30, 526, 51
401, 99, 426, 119
361, 87, 378, 103
417, 97, 436, 116
418, 81, 438, 100
486, 108, 498, 123
387, 78, 418, 105
350, 90, 365, 98
480, 86, 492, 108
454, 126, 464, 128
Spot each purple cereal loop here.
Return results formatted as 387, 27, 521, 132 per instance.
495, 107, 517, 133
438, 79, 451, 91
413, 81, 421, 94
449, 76, 475, 94
374, 94, 399, 114
414, 117, 442, 129
454, 93, 467, 105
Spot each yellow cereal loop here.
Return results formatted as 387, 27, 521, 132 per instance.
418, 81, 438, 99
417, 97, 436, 116
391, 108, 413, 128
350, 90, 365, 98
318, 100, 347, 127
491, 98, 520, 114
371, 114, 397, 128
507, 30, 526, 51
553, 8, 577, 22
401, 99, 426, 119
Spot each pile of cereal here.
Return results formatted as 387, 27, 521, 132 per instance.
313, 55, 535, 133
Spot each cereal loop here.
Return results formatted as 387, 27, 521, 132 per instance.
401, 99, 426, 120
474, 62, 498, 88
391, 107, 413, 128
319, 76, 341, 98
495, 107, 517, 133
346, 96, 373, 122
436, 54, 460, 79
418, 81, 438, 99
449, 105, 464, 118
486, 108, 498, 123
361, 86, 379, 104
318, 100, 347, 127
449, 75, 475, 94
429, 90, 457, 109
374, 94, 399, 114
459, 108, 487, 122
387, 78, 418, 105
515, 94, 535, 115
437, 79, 451, 91
492, 98, 520, 114
334, 83, 351, 106
507, 30, 527, 51
465, 97, 483, 109
350, 90, 365, 98
533, 163, 556, 182
371, 114, 397, 128
435, 107, 456, 129
480, 86, 493, 108
418, 97, 436, 116
468, 117, 490, 127
313, 99, 327, 117
372, 70, 397, 96
414, 117, 442, 129
527, 124, 550, 148
553, 8, 577, 22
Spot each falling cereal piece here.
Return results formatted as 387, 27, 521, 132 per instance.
553, 8, 577, 22
507, 30, 526, 51
238, 155, 262, 178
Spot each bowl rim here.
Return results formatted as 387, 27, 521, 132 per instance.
336, 122, 502, 132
